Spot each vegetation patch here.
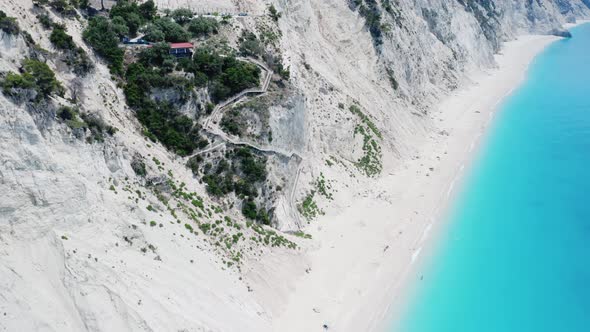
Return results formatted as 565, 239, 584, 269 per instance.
220, 109, 243, 136
382, 0, 403, 27
0, 10, 20, 35
57, 105, 116, 142
131, 155, 147, 177
126, 46, 259, 154
83, 16, 125, 74
386, 67, 399, 90
349, 104, 382, 139
185, 47, 261, 102
123, 46, 208, 155
220, 98, 271, 141
50, 24, 93, 75
298, 191, 323, 221
187, 16, 219, 37
268, 5, 282, 22
293, 231, 312, 239
297, 174, 334, 221
239, 31, 264, 58
109, 0, 156, 36
315, 173, 334, 200
349, 0, 384, 48
143, 17, 190, 43
36, 0, 79, 17
85, 1, 261, 155
1, 59, 63, 103
349, 105, 382, 177
188, 147, 270, 223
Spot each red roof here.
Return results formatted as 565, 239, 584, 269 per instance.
169, 42, 194, 49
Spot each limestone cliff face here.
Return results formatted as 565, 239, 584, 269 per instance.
274, 0, 589, 228
0, 0, 588, 331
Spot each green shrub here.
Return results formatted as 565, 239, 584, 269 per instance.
138, 0, 157, 21
57, 105, 76, 120
293, 231, 312, 239
220, 110, 241, 136
350, 0, 383, 47
199, 147, 267, 210
48, 0, 78, 17
205, 102, 215, 114
56, 106, 92, 132
65, 47, 94, 75
242, 199, 258, 220
2, 59, 63, 101
50, 25, 93, 75
131, 156, 147, 177
170, 8, 194, 25
177, 47, 261, 102
257, 208, 270, 225
238, 31, 263, 58
109, 0, 153, 35
2, 72, 35, 93
56, 109, 116, 142
76, 0, 89, 9
144, 18, 190, 43
76, 112, 116, 142
142, 24, 165, 42
50, 24, 75, 50
83, 16, 125, 74
138, 42, 175, 70
37, 13, 53, 29
241, 199, 270, 224
0, 10, 20, 35
212, 58, 260, 101
235, 147, 267, 182
111, 16, 130, 37
268, 5, 281, 21
298, 191, 323, 220
187, 16, 219, 37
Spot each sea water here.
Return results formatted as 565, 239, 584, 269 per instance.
394, 23, 590, 332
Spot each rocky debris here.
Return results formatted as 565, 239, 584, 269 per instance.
549, 28, 573, 38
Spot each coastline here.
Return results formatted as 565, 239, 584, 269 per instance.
271, 33, 565, 332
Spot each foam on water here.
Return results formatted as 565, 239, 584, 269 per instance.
393, 23, 590, 332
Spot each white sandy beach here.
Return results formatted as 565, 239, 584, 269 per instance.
268, 34, 563, 332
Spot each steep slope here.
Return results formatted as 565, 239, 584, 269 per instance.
0, 0, 588, 331
0, 1, 281, 331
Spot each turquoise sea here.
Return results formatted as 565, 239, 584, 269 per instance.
394, 23, 590, 332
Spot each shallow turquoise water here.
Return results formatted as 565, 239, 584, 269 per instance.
394, 24, 590, 332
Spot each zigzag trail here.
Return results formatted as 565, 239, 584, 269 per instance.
187, 57, 304, 228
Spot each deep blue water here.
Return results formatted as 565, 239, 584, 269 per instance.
394, 23, 590, 332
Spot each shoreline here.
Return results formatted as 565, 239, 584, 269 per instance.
380, 20, 590, 332
271, 32, 565, 332
374, 35, 560, 331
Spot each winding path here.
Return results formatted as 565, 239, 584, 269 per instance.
188, 57, 303, 228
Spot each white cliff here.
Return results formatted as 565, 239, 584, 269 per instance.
0, 0, 588, 331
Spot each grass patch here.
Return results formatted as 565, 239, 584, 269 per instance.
349, 105, 382, 177
349, 104, 382, 139
315, 173, 333, 200
298, 191, 323, 221
293, 231, 312, 239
